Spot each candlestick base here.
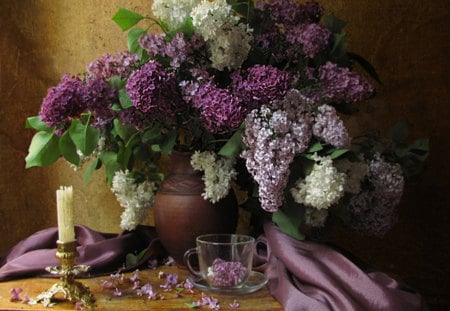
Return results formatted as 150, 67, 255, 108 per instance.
36, 241, 95, 309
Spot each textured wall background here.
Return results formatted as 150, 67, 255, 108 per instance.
0, 0, 449, 309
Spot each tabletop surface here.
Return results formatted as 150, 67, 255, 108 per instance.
0, 265, 283, 311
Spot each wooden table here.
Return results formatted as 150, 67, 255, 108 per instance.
0, 266, 282, 310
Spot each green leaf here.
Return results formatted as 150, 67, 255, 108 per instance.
128, 28, 147, 53
25, 131, 60, 168
389, 121, 409, 143
218, 127, 244, 157
108, 75, 126, 90
329, 33, 348, 65
112, 8, 144, 31
114, 119, 137, 142
25, 116, 51, 131
323, 14, 347, 34
60, 131, 79, 166
84, 158, 100, 184
119, 89, 134, 109
307, 142, 323, 153
348, 52, 381, 84
68, 120, 99, 156
272, 209, 305, 240
100, 152, 121, 185
329, 148, 348, 159
160, 129, 177, 154
142, 125, 162, 144
125, 247, 148, 267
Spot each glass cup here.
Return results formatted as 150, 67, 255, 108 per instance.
183, 234, 255, 289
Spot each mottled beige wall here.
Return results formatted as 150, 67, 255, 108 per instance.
1, 0, 449, 307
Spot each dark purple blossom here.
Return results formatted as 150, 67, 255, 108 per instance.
286, 23, 331, 58
39, 74, 88, 133
307, 61, 375, 104
86, 51, 139, 79
192, 82, 246, 134
85, 77, 117, 128
126, 61, 182, 118
231, 65, 291, 108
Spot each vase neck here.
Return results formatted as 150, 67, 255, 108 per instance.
170, 151, 197, 175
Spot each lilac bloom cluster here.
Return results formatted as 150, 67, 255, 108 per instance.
85, 77, 117, 128
231, 65, 291, 108
39, 74, 87, 134
242, 90, 314, 212
347, 154, 404, 237
86, 51, 139, 80
207, 258, 248, 287
139, 32, 206, 69
191, 82, 246, 134
307, 61, 375, 104
253, 0, 329, 61
126, 61, 182, 122
312, 104, 350, 148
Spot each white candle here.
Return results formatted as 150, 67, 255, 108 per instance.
56, 186, 75, 243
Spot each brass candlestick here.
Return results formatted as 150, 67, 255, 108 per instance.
36, 241, 95, 309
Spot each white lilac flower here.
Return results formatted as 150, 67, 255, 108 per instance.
151, 0, 198, 31
191, 0, 237, 41
207, 22, 252, 70
111, 170, 157, 231
191, 0, 252, 70
334, 157, 368, 194
290, 155, 346, 210
191, 151, 237, 203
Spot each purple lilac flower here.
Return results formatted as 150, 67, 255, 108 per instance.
126, 61, 182, 118
85, 77, 117, 128
194, 292, 220, 310
208, 258, 247, 287
139, 33, 167, 57
229, 299, 240, 308
242, 90, 314, 212
74, 301, 84, 310
308, 61, 375, 104
312, 104, 350, 148
286, 23, 331, 58
10, 288, 23, 302
347, 155, 404, 237
118, 107, 152, 131
86, 51, 139, 79
192, 82, 246, 134
39, 74, 88, 133
231, 65, 291, 108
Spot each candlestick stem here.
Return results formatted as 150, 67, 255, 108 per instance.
36, 241, 95, 309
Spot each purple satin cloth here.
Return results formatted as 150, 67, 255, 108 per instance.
0, 223, 426, 310
254, 223, 426, 311
0, 225, 164, 281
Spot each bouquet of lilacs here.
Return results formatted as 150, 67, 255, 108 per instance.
25, 0, 428, 238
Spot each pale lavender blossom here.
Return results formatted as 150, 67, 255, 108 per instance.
313, 104, 350, 148
10, 288, 23, 302
86, 51, 139, 79
207, 258, 247, 287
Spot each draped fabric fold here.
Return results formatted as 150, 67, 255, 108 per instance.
0, 225, 164, 281
253, 222, 426, 311
0, 223, 426, 310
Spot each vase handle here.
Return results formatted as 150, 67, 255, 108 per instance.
183, 247, 202, 279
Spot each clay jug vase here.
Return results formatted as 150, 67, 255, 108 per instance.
153, 151, 238, 265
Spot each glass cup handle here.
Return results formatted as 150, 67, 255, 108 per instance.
183, 247, 202, 278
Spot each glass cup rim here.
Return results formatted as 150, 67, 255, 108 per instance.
196, 233, 255, 245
